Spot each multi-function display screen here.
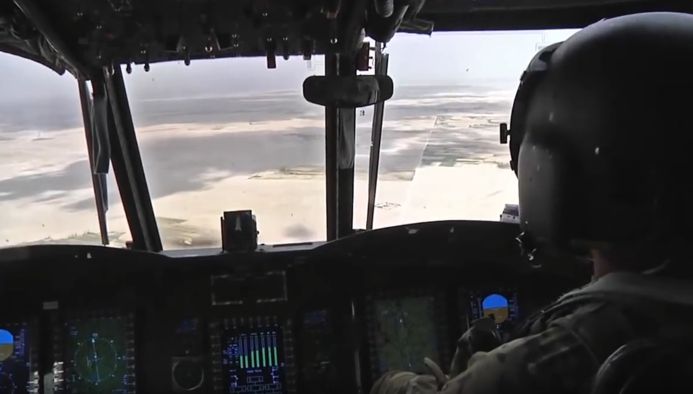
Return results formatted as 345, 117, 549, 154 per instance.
64, 316, 135, 394
372, 296, 440, 375
0, 322, 36, 394
221, 317, 285, 394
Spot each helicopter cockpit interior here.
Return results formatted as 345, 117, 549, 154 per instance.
0, 0, 690, 393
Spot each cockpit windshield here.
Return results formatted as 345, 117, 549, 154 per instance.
0, 55, 132, 247
353, 31, 578, 229
124, 58, 327, 248
0, 30, 576, 249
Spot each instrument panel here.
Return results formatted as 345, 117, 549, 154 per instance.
366, 292, 449, 378
57, 313, 136, 394
0, 221, 587, 393
217, 316, 287, 393
0, 321, 38, 394
466, 289, 520, 341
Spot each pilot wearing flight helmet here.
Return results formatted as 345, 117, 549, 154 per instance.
372, 12, 693, 394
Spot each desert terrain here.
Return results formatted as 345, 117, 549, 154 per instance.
0, 83, 518, 249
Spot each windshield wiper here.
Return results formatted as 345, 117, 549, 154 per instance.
366, 42, 389, 230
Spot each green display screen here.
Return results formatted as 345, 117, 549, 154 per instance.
64, 316, 133, 393
373, 296, 439, 374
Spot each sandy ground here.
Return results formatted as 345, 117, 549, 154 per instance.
0, 85, 518, 249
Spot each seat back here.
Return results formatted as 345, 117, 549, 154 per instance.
592, 339, 693, 394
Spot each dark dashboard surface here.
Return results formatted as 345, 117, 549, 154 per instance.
4, 0, 691, 79
0, 220, 588, 394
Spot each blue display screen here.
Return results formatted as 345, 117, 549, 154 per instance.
469, 291, 519, 327
0, 323, 34, 394
0, 330, 13, 346
482, 294, 509, 310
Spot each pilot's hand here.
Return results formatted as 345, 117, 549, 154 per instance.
370, 318, 501, 394
449, 317, 501, 377
370, 371, 438, 394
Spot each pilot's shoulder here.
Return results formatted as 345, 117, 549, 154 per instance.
441, 323, 600, 394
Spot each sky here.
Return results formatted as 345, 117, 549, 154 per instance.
0, 29, 578, 103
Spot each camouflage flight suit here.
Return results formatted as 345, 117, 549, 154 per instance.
370, 272, 693, 394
